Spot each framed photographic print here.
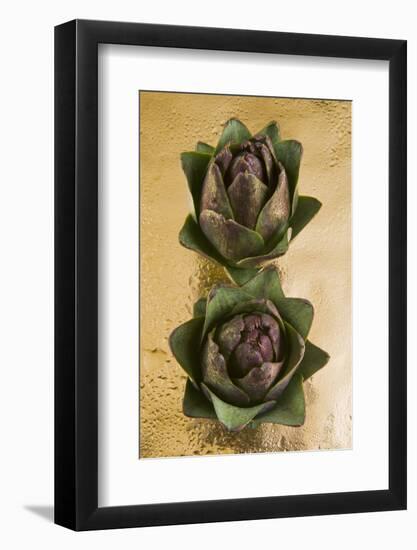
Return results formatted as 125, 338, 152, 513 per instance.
55, 19, 407, 530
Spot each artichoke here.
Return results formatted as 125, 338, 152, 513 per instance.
179, 119, 322, 284
169, 267, 329, 431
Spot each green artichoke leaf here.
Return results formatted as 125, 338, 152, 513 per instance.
202, 383, 276, 432
236, 230, 289, 269
180, 151, 212, 218
227, 173, 268, 230
179, 214, 226, 266
256, 373, 305, 426
169, 317, 205, 383
214, 145, 233, 176
275, 298, 314, 340
255, 165, 290, 243
200, 162, 235, 220
196, 141, 215, 155
290, 196, 322, 240
193, 297, 207, 318
203, 285, 253, 337
265, 321, 305, 401
202, 332, 251, 406
298, 340, 330, 380
183, 379, 217, 420
242, 265, 284, 302
224, 266, 261, 286
199, 210, 265, 262
215, 315, 245, 360
256, 120, 281, 151
235, 361, 283, 403
275, 140, 303, 214
215, 118, 252, 153
257, 142, 275, 184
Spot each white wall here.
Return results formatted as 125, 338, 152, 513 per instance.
0, 1, 414, 548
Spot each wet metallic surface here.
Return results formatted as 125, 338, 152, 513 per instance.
139, 92, 351, 458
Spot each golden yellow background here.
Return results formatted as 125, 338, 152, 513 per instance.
139, 91, 351, 458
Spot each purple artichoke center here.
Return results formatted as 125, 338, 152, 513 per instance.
228, 313, 280, 378
202, 306, 287, 406
198, 130, 291, 262
227, 152, 265, 185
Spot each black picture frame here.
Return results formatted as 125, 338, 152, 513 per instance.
55, 19, 407, 531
